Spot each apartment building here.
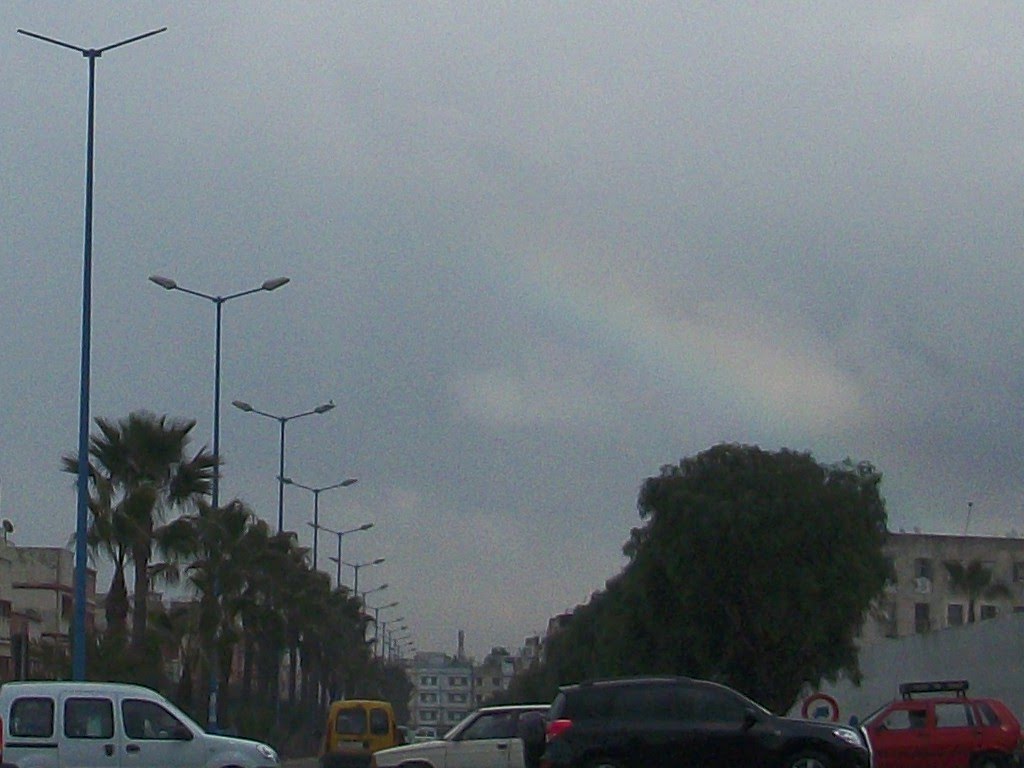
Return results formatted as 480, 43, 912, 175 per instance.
0, 539, 97, 680
860, 530, 1024, 644
472, 647, 516, 707
407, 651, 474, 735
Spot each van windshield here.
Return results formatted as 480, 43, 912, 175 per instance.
335, 707, 368, 735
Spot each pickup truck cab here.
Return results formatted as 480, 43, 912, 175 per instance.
371, 704, 547, 768
0, 680, 279, 768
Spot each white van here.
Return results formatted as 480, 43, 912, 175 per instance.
0, 680, 279, 768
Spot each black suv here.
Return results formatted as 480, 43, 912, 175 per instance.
536, 676, 871, 768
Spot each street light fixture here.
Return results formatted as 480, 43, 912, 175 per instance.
366, 600, 399, 656
341, 557, 385, 596
359, 582, 389, 603
18, 24, 166, 682
283, 476, 357, 569
312, 522, 373, 588
232, 399, 336, 532
150, 276, 290, 509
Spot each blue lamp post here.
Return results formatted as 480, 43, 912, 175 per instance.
282, 476, 357, 569
18, 24, 166, 681
149, 275, 290, 510
232, 399, 335, 532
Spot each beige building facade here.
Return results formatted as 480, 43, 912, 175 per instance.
861, 531, 1024, 644
0, 539, 96, 680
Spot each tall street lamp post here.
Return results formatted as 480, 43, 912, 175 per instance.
367, 601, 398, 656
342, 557, 385, 596
149, 277, 287, 732
381, 618, 405, 659
149, 276, 290, 509
232, 399, 335, 532
283, 476, 357, 569
312, 522, 373, 588
358, 582, 389, 606
18, 24, 166, 682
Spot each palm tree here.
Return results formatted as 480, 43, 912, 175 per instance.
944, 559, 1012, 622
64, 411, 217, 654
159, 498, 257, 725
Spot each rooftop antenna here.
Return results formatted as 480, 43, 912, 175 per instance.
964, 501, 974, 535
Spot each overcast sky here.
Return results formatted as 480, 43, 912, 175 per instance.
3, 3, 1024, 661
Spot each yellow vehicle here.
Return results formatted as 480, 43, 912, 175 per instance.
320, 699, 402, 768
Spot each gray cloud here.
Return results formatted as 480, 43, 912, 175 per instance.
4, 2, 1024, 659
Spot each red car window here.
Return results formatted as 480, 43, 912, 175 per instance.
933, 702, 973, 728
976, 701, 1000, 726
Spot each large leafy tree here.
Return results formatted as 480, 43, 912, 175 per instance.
535, 443, 891, 713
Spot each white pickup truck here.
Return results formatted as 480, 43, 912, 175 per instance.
371, 704, 547, 768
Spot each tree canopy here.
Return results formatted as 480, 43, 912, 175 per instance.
515, 443, 891, 713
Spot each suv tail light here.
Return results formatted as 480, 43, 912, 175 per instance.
546, 718, 573, 742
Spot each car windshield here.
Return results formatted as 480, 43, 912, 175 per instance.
860, 702, 892, 726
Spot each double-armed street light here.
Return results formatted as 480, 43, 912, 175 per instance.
365, 600, 399, 655
283, 476, 357, 569
150, 276, 290, 510
342, 557, 385, 596
390, 629, 411, 661
232, 399, 335, 532
380, 618, 405, 659
18, 24, 166, 682
359, 582, 389, 605
311, 522, 373, 587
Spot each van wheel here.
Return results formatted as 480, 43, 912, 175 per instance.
785, 751, 833, 768
586, 760, 624, 768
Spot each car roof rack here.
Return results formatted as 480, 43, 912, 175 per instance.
899, 680, 969, 699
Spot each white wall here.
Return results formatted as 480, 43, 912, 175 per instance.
792, 613, 1024, 725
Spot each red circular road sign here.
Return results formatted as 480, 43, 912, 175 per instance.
801, 692, 839, 722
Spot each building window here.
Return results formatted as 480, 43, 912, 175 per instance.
947, 604, 964, 626
914, 602, 930, 633
420, 676, 437, 686
914, 558, 933, 580
980, 605, 998, 621
492, 677, 501, 686
421, 710, 437, 721
419, 693, 437, 703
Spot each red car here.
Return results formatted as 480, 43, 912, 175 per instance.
862, 680, 1023, 768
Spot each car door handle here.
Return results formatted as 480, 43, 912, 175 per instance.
126, 743, 141, 753
105, 744, 114, 756
497, 743, 508, 750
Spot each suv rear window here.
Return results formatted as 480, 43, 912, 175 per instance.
611, 685, 677, 720
561, 688, 616, 719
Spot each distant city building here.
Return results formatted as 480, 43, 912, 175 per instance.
861, 531, 1024, 643
0, 539, 96, 680
404, 633, 542, 732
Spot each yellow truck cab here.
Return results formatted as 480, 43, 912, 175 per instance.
320, 699, 400, 768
